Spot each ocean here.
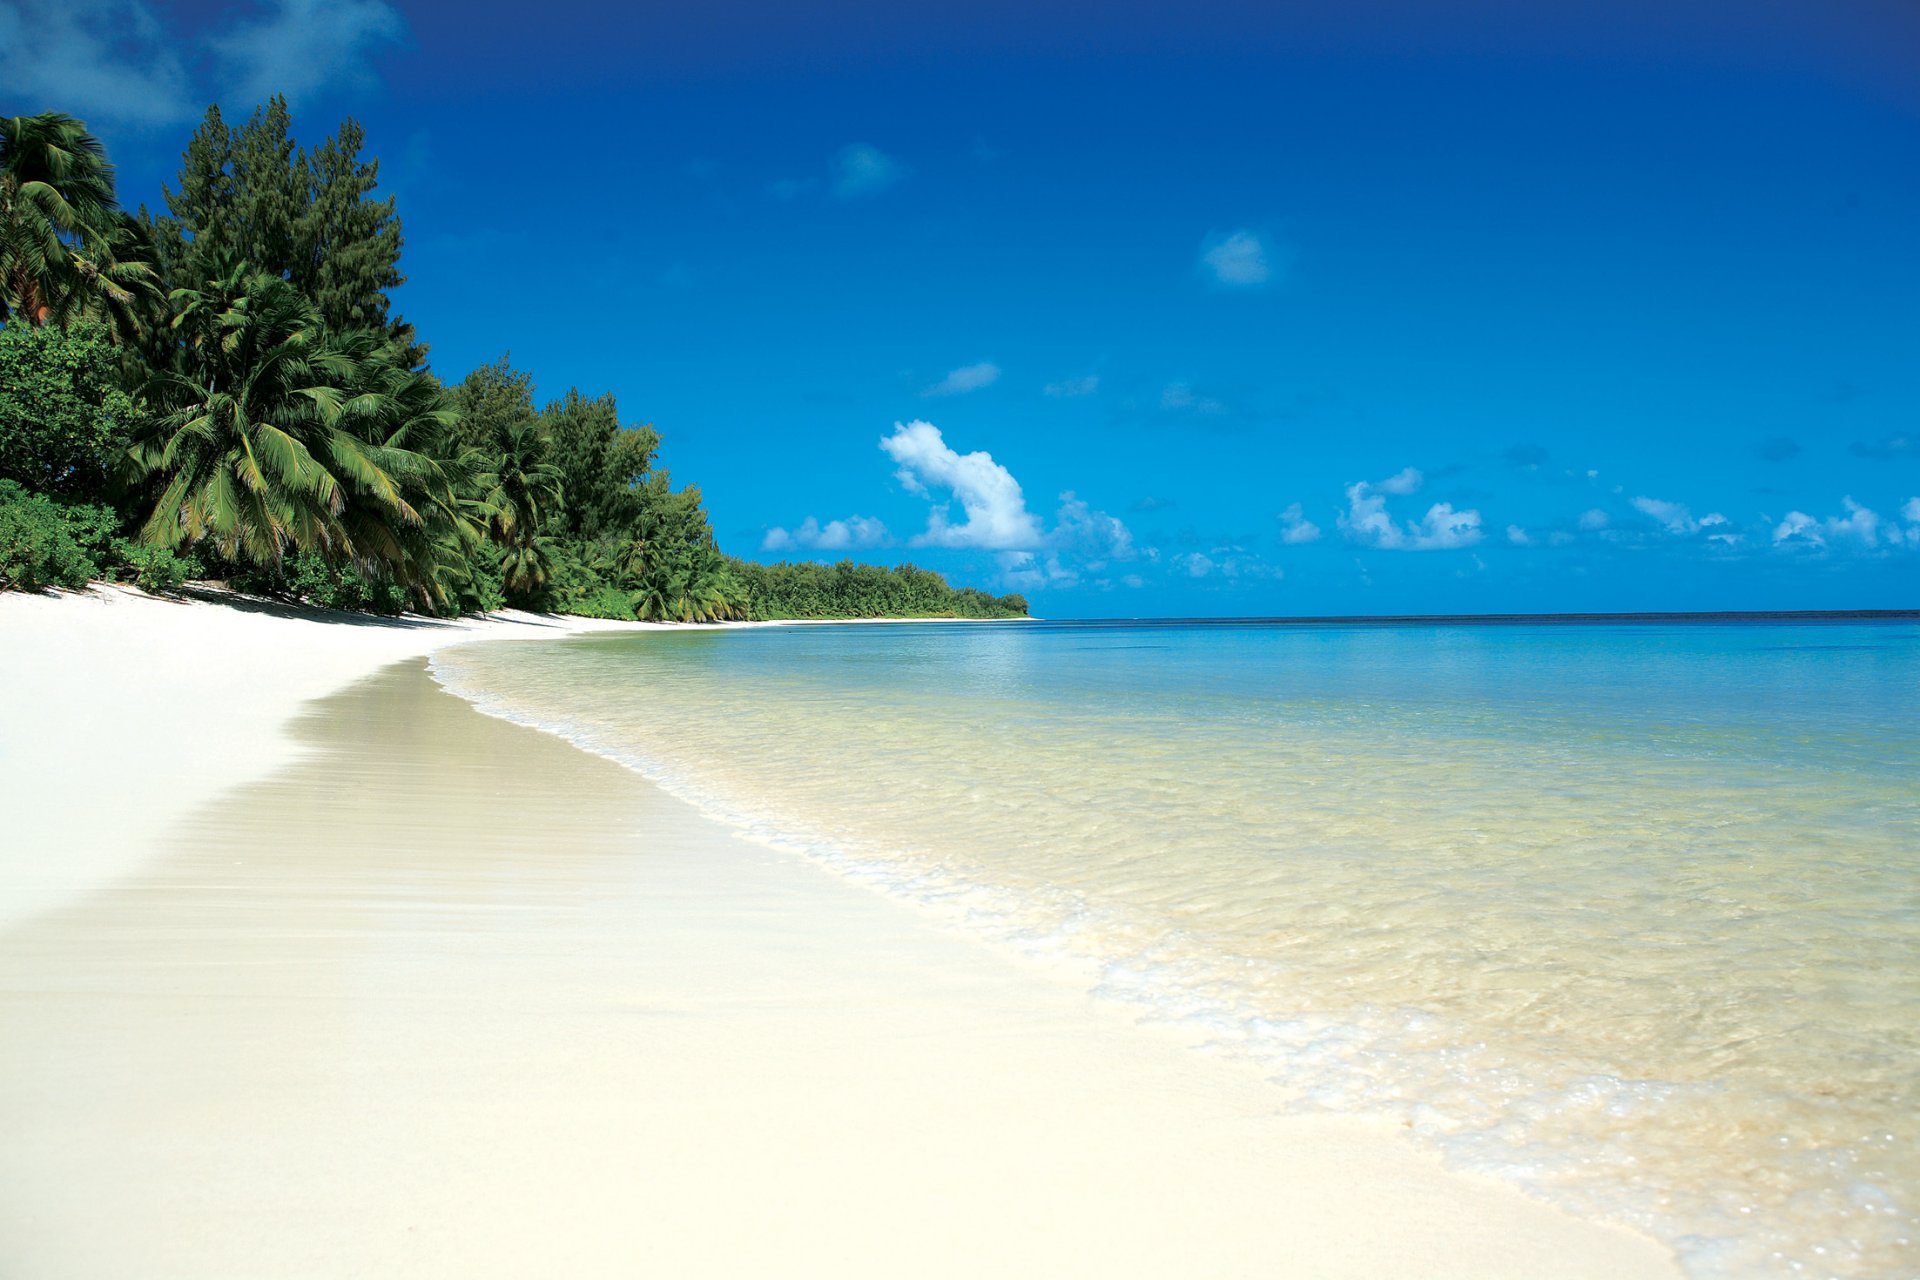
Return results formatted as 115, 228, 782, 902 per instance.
430, 617, 1919, 1279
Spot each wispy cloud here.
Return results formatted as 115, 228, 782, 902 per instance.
1849, 434, 1915, 460
881, 420, 1043, 551
1630, 496, 1731, 537
762, 515, 891, 553
212, 0, 407, 108
0, 0, 194, 126
0, 0, 407, 129
1199, 229, 1277, 288
1339, 468, 1483, 551
1277, 502, 1321, 544
1047, 492, 1136, 571
923, 361, 1001, 397
831, 143, 904, 199
1159, 382, 1227, 414
1044, 374, 1100, 398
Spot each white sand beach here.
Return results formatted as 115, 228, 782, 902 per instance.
0, 587, 1682, 1278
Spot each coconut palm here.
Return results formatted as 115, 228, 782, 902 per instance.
0, 112, 160, 332
128, 262, 449, 586
469, 415, 563, 598
474, 417, 564, 542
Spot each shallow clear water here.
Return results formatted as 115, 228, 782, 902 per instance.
431, 619, 1920, 1278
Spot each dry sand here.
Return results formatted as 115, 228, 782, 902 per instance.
0, 587, 1682, 1278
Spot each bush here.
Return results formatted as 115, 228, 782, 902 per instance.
562, 583, 640, 620
0, 482, 94, 591
111, 539, 201, 594
259, 550, 410, 615
0, 322, 141, 501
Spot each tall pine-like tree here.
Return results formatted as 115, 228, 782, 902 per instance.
144, 98, 418, 362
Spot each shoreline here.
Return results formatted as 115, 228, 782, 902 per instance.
0, 588, 1682, 1277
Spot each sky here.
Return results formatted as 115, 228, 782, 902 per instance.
7, 0, 1919, 615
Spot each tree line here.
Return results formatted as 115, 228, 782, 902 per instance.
0, 103, 1028, 622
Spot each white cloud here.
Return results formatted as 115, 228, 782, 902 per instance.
1339, 468, 1483, 551
1277, 502, 1321, 544
831, 143, 904, 199
1375, 466, 1423, 496
1200, 229, 1274, 287
762, 515, 891, 553
1506, 524, 1532, 546
1176, 552, 1216, 578
1904, 497, 1920, 523
1044, 375, 1100, 398
212, 0, 408, 108
1578, 508, 1610, 531
880, 421, 1044, 551
0, 0, 194, 126
1773, 498, 1891, 551
1050, 492, 1135, 568
1631, 496, 1709, 535
923, 361, 1001, 397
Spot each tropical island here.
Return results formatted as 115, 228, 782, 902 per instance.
0, 103, 1028, 622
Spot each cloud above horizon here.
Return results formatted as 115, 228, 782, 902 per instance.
1277, 502, 1322, 544
1199, 229, 1276, 288
1773, 497, 1920, 551
762, 514, 891, 553
923, 361, 1001, 397
881, 420, 1044, 550
1339, 467, 1484, 551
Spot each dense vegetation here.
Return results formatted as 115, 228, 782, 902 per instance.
0, 104, 1028, 622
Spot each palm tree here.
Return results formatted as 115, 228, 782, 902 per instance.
0, 112, 160, 331
128, 262, 449, 587
471, 416, 563, 598
498, 533, 558, 599
475, 417, 564, 541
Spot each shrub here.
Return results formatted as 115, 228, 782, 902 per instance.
562, 583, 640, 620
110, 539, 201, 594
268, 551, 410, 615
0, 322, 141, 501
0, 482, 94, 591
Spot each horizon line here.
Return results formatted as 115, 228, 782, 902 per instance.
1009, 608, 1920, 626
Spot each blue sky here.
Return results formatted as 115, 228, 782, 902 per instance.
8, 0, 1919, 614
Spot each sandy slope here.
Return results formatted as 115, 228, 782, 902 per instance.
0, 584, 656, 931
0, 587, 1682, 1278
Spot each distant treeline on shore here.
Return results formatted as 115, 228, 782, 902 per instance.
0, 103, 1027, 622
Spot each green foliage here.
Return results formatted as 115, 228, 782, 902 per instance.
0, 481, 93, 590
232, 550, 408, 614
4, 107, 1024, 622
110, 538, 200, 593
127, 264, 458, 600
734, 559, 1028, 620
540, 388, 659, 541
0, 112, 163, 337
0, 320, 142, 499
145, 98, 416, 358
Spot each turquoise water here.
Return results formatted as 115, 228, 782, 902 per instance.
431, 619, 1920, 1278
